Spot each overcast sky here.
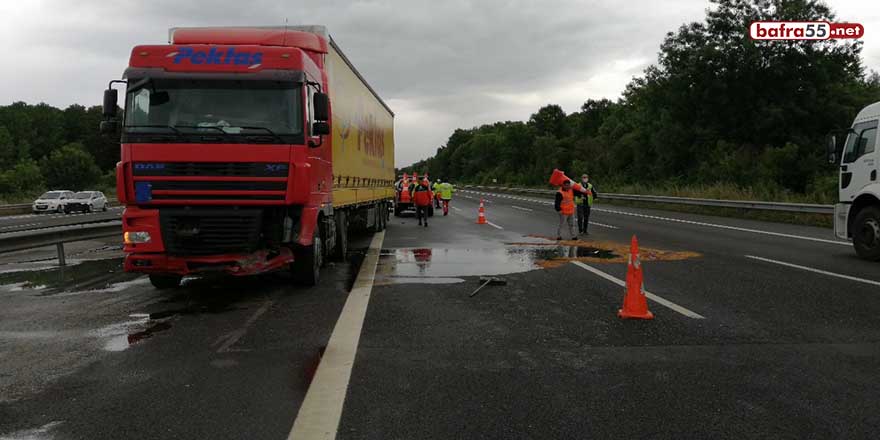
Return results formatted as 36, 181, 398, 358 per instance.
1, 1, 877, 167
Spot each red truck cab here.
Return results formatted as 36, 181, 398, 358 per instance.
101, 27, 386, 289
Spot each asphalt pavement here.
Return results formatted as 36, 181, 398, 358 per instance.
0, 208, 122, 234
2, 191, 880, 439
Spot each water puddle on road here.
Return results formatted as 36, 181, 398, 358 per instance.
375, 245, 618, 285
91, 314, 172, 352
376, 237, 701, 284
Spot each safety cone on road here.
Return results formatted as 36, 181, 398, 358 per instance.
476, 199, 488, 224
618, 235, 654, 320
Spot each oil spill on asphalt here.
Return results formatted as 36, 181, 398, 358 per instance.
515, 235, 702, 267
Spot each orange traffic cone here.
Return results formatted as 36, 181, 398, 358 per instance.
476, 199, 487, 224
618, 235, 654, 320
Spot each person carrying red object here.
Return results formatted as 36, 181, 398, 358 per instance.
554, 179, 577, 240
410, 178, 433, 227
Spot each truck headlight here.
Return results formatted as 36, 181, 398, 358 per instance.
124, 231, 151, 244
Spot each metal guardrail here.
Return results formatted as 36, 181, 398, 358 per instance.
0, 221, 121, 266
0, 203, 32, 216
0, 201, 120, 216
463, 185, 834, 214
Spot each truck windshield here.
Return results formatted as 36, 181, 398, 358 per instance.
123, 78, 303, 143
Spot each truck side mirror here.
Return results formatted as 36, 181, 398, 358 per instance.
826, 134, 837, 164
103, 88, 118, 118
312, 121, 330, 136
313, 93, 329, 121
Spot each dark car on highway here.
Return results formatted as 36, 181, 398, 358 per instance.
64, 191, 108, 214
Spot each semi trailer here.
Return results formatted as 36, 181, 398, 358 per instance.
101, 26, 394, 288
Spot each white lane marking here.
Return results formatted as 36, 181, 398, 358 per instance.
214, 299, 273, 353
288, 231, 385, 440
463, 189, 849, 246
571, 261, 706, 319
745, 255, 880, 287
511, 205, 533, 212
589, 221, 618, 229
486, 221, 504, 230
451, 206, 462, 212
594, 207, 848, 246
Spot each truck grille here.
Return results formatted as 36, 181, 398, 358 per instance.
132, 162, 288, 203
160, 209, 262, 256
133, 162, 289, 177
148, 181, 287, 191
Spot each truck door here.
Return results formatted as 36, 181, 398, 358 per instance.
840, 120, 879, 203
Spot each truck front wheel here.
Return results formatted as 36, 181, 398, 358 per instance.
149, 274, 182, 290
853, 206, 880, 261
293, 230, 323, 286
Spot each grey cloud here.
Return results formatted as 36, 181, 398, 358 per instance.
2, 1, 875, 166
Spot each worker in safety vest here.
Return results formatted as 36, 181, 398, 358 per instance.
432, 179, 442, 208
573, 173, 597, 235
410, 178, 433, 227
438, 181, 454, 216
554, 179, 577, 240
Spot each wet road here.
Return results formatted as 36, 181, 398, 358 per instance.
0, 208, 122, 234
2, 190, 880, 439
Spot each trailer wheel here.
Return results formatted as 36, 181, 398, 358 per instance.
853, 206, 880, 261
292, 229, 323, 286
334, 211, 349, 261
149, 274, 182, 290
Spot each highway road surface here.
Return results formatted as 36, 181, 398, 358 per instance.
2, 188, 879, 439
0, 208, 122, 234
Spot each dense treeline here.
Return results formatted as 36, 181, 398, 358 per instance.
0, 102, 117, 201
402, 0, 880, 202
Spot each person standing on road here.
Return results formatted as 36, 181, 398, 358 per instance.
411, 178, 433, 227
438, 180, 454, 215
554, 179, 577, 240
432, 179, 442, 208
574, 174, 597, 235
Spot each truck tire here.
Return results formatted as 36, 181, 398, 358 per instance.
334, 211, 349, 261
149, 274, 182, 290
853, 206, 880, 261
293, 230, 323, 286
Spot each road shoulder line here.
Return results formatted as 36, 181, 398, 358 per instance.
571, 261, 706, 319
288, 231, 385, 440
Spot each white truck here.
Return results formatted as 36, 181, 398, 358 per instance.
828, 101, 880, 260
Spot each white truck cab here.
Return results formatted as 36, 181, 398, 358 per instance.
829, 101, 880, 259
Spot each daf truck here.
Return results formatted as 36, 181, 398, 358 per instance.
101, 26, 394, 288
828, 101, 880, 260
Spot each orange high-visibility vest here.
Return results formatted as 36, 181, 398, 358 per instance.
559, 188, 575, 215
